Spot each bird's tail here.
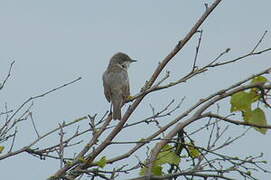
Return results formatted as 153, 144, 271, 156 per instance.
112, 96, 122, 120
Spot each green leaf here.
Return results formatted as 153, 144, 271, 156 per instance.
230, 91, 253, 112
156, 144, 180, 166
152, 165, 163, 176
139, 165, 163, 176
139, 138, 146, 142
243, 110, 252, 123
78, 157, 86, 163
66, 161, 73, 166
139, 144, 181, 176
248, 90, 260, 103
187, 142, 200, 158
139, 166, 146, 176
251, 76, 268, 84
249, 76, 268, 102
246, 171, 252, 176
247, 108, 268, 134
96, 156, 107, 168
0, 146, 4, 153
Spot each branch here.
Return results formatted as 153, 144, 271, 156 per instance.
145, 0, 222, 90
0, 116, 87, 160
107, 67, 271, 171
51, 114, 112, 178
129, 172, 234, 180
202, 113, 271, 129
250, 30, 268, 53
0, 61, 15, 90
0, 77, 82, 135
128, 0, 222, 102
128, 31, 271, 103
192, 30, 203, 71
50, 1, 228, 179
147, 74, 271, 176
208, 47, 271, 68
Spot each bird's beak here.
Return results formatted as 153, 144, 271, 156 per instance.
130, 59, 137, 63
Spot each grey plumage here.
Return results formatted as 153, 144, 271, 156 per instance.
103, 52, 136, 120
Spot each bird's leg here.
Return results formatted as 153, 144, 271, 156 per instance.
126, 95, 134, 102
110, 103, 113, 115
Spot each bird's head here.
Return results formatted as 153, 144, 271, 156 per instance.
109, 52, 137, 69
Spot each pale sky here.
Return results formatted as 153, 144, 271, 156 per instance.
0, 0, 271, 179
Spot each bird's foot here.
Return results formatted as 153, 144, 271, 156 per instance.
126, 95, 134, 101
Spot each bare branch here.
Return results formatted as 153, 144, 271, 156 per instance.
145, 0, 222, 90
147, 77, 271, 175
129, 172, 235, 180
8, 127, 17, 153
208, 47, 271, 68
250, 30, 268, 53
204, 48, 231, 68
58, 122, 65, 168
1, 77, 82, 136
29, 111, 40, 138
0, 116, 87, 160
0, 61, 15, 90
51, 115, 112, 178
203, 113, 271, 129
192, 30, 203, 71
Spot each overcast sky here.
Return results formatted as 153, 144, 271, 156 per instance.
0, 0, 271, 179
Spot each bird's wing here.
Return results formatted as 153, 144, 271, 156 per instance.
104, 65, 130, 101
102, 71, 111, 102
121, 70, 130, 99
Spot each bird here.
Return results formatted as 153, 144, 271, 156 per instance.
102, 52, 136, 120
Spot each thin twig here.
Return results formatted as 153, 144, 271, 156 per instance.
0, 61, 15, 90
204, 48, 231, 67
7, 77, 82, 126
0, 110, 13, 116
147, 80, 271, 175
192, 30, 203, 71
203, 113, 271, 129
250, 30, 268, 53
8, 127, 17, 153
0, 116, 87, 160
52, 115, 112, 178
58, 122, 65, 168
29, 111, 40, 138
208, 47, 271, 68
